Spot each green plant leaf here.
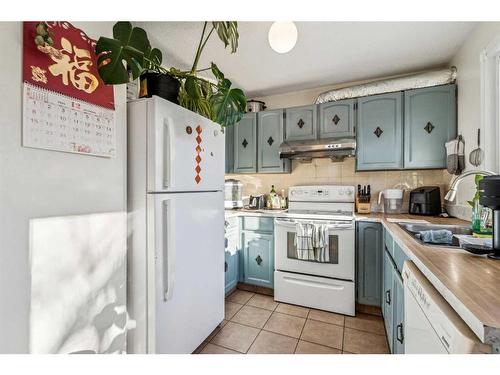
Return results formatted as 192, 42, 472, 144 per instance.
211, 62, 224, 81
475, 174, 484, 187
178, 77, 212, 119
210, 77, 246, 128
144, 47, 162, 70
212, 22, 239, 53
95, 21, 152, 84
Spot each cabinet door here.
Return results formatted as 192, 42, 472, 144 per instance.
242, 231, 274, 288
225, 228, 239, 295
393, 271, 405, 354
356, 222, 383, 307
234, 113, 257, 173
404, 84, 457, 169
285, 105, 317, 141
257, 109, 290, 173
383, 249, 395, 352
357, 92, 403, 171
225, 125, 234, 174
319, 99, 356, 139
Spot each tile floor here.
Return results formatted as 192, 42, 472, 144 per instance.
194, 289, 390, 354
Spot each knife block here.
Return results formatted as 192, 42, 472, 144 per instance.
356, 197, 372, 214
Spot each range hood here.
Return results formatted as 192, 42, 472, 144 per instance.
279, 138, 356, 162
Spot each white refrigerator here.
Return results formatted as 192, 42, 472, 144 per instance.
127, 96, 225, 354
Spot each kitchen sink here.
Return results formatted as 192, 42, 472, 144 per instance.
397, 223, 473, 248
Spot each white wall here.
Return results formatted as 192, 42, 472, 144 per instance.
447, 22, 500, 220
0, 22, 126, 353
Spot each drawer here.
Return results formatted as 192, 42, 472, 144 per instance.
241, 216, 274, 232
384, 228, 394, 258
274, 270, 355, 316
393, 242, 409, 274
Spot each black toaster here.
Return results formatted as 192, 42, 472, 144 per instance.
409, 186, 441, 216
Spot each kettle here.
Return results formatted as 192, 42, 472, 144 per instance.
378, 189, 404, 214
249, 195, 266, 210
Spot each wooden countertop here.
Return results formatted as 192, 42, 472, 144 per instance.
358, 213, 500, 346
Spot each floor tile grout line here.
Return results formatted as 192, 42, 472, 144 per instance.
295, 337, 343, 352
245, 315, 273, 353
293, 309, 310, 353
210, 321, 259, 354
343, 325, 387, 337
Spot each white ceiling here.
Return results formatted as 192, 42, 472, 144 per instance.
137, 22, 477, 98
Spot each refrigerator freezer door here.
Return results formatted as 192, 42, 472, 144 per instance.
146, 97, 225, 193
148, 191, 224, 353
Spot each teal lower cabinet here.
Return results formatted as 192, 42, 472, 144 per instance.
356, 222, 383, 307
382, 229, 406, 354
241, 231, 274, 288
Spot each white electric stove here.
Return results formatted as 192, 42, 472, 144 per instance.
274, 185, 356, 316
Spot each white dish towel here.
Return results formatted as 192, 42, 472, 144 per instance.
295, 222, 330, 263
313, 224, 330, 263
295, 222, 315, 261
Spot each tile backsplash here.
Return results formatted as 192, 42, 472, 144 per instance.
228, 157, 453, 213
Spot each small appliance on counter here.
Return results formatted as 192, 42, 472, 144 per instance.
378, 189, 405, 214
409, 186, 441, 216
224, 179, 243, 209
248, 194, 266, 210
356, 184, 371, 214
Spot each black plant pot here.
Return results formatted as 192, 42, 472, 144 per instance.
139, 72, 180, 104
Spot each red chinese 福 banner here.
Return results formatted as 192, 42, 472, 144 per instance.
23, 21, 114, 109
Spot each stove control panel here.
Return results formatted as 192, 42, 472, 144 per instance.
289, 185, 355, 203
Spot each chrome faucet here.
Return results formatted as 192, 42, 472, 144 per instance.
444, 169, 497, 202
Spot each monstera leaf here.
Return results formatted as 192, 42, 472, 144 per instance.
210, 67, 246, 128
96, 22, 154, 84
212, 22, 239, 53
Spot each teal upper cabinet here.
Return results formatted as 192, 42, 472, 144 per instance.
234, 113, 257, 173
404, 84, 457, 169
357, 92, 403, 171
257, 109, 290, 173
224, 125, 234, 174
285, 105, 317, 141
242, 231, 274, 288
356, 222, 383, 307
318, 99, 356, 139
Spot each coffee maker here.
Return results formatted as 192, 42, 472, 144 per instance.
479, 175, 500, 260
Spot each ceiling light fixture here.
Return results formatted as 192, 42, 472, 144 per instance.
268, 22, 298, 54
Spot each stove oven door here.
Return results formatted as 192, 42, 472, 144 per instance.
274, 217, 355, 281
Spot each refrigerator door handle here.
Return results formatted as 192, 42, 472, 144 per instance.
162, 118, 172, 189
162, 199, 175, 301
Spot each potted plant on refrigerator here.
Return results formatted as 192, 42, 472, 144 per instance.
95, 21, 247, 128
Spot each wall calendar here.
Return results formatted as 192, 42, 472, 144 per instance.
23, 82, 116, 158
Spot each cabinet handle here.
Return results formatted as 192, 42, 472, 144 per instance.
297, 119, 305, 129
374, 126, 383, 138
225, 261, 228, 272
385, 290, 391, 305
332, 114, 340, 125
255, 255, 263, 265
267, 136, 274, 146
242, 138, 248, 148
424, 122, 435, 134
397, 323, 404, 343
